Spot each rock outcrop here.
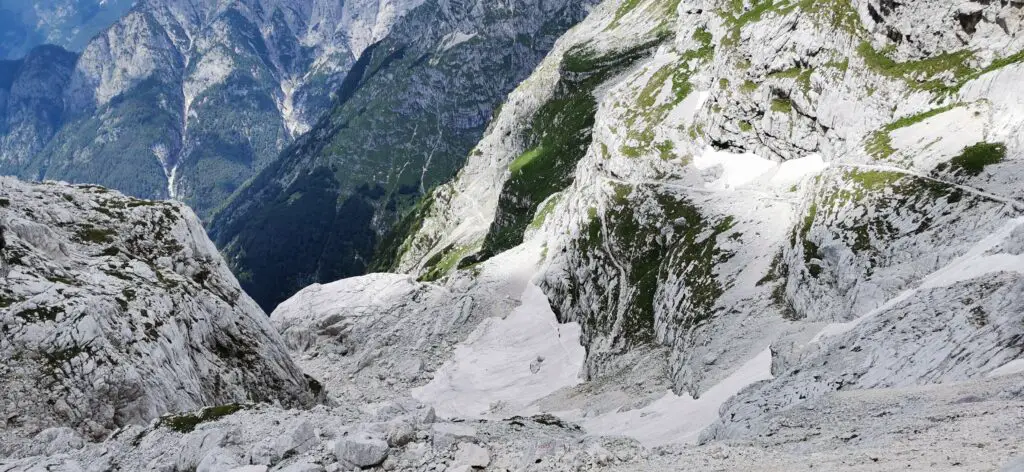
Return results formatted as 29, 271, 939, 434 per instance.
0, 177, 319, 453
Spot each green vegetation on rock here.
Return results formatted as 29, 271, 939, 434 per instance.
856, 42, 1024, 97
476, 40, 663, 260
941, 142, 1006, 176
857, 41, 974, 94
771, 97, 793, 113
419, 243, 478, 282
793, 168, 971, 295
158, 404, 248, 433
621, 28, 713, 158
549, 187, 734, 348
769, 67, 813, 92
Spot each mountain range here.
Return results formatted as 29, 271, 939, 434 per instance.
3, 0, 1024, 470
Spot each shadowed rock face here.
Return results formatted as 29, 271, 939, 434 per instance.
0, 45, 78, 172
0, 177, 319, 448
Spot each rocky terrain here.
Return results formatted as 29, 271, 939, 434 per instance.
3, 0, 1024, 470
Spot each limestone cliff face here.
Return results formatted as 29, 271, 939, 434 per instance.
0, 177, 319, 450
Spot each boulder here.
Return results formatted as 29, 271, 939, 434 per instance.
26, 427, 85, 456
334, 431, 389, 467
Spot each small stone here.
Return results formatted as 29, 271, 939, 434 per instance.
371, 402, 408, 422
417, 406, 437, 424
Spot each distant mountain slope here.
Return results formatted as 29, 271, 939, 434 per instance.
0, 45, 78, 171
0, 0, 134, 60
1, 0, 423, 218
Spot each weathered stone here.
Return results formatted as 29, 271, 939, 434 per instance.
334, 432, 389, 468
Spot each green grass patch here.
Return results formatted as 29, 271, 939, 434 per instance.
769, 67, 814, 91
857, 41, 974, 94
509, 147, 544, 174
848, 169, 903, 190
419, 243, 477, 282
76, 225, 115, 244
609, 0, 683, 32
529, 194, 564, 230
946, 142, 1006, 176
158, 404, 248, 433
771, 98, 793, 113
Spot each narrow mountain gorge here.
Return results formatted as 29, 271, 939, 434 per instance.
208, 0, 598, 311
3, 0, 1024, 471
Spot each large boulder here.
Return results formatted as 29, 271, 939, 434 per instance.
334, 431, 390, 468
